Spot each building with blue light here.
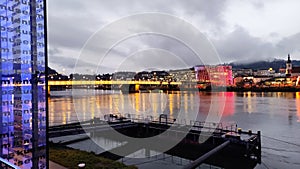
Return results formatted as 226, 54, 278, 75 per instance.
0, 0, 47, 168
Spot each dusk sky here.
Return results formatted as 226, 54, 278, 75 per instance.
48, 0, 300, 74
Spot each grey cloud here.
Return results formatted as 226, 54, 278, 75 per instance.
48, 0, 300, 74
174, 0, 227, 25
77, 34, 201, 73
109, 35, 203, 70
277, 33, 300, 54
213, 27, 300, 63
48, 48, 61, 56
81, 31, 213, 74
114, 49, 189, 72
213, 27, 275, 62
48, 0, 229, 74
49, 55, 76, 71
75, 12, 221, 74
251, 1, 265, 9
49, 55, 114, 74
48, 16, 94, 50
48, 0, 228, 51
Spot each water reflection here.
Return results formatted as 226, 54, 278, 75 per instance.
223, 92, 235, 116
296, 92, 300, 122
49, 90, 300, 169
49, 90, 300, 126
50, 90, 239, 126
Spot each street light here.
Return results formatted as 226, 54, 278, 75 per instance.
78, 163, 86, 168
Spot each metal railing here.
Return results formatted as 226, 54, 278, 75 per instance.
49, 113, 239, 137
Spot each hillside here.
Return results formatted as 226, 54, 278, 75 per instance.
229, 59, 300, 72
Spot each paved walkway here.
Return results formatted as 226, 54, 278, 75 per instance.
50, 161, 67, 169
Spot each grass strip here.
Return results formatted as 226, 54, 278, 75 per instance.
49, 142, 137, 169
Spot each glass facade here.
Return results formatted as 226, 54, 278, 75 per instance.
195, 65, 233, 86
0, 0, 47, 168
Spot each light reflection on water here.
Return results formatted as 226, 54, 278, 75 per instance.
49, 90, 300, 169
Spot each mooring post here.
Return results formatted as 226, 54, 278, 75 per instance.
159, 114, 168, 125
145, 148, 150, 158
257, 131, 261, 164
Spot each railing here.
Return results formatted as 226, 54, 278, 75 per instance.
114, 114, 238, 133
50, 113, 240, 138
189, 120, 237, 132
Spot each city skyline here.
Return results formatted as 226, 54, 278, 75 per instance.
48, 0, 300, 74
49, 56, 294, 76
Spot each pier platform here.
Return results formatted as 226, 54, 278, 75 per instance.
49, 114, 261, 168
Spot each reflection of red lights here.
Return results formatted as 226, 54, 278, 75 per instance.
198, 92, 235, 121
296, 92, 300, 122
222, 92, 235, 117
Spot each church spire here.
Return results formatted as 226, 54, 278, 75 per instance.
287, 54, 291, 63
286, 54, 292, 77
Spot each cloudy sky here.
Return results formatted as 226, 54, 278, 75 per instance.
48, 0, 300, 74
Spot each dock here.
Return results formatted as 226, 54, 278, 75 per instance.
49, 114, 261, 169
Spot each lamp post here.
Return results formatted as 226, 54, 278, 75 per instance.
78, 162, 86, 168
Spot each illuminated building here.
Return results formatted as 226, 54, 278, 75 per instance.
169, 68, 196, 82
194, 65, 233, 86
253, 68, 275, 77
233, 68, 253, 77
0, 0, 47, 168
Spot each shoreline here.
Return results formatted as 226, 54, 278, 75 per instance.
225, 86, 300, 92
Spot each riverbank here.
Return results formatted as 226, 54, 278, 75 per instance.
49, 142, 137, 169
196, 86, 300, 92
226, 86, 300, 92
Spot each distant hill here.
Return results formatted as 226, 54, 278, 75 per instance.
229, 59, 300, 72
47, 59, 300, 76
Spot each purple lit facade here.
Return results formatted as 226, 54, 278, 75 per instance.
194, 65, 233, 86
0, 0, 47, 168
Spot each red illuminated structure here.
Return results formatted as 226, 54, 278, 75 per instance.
194, 65, 233, 86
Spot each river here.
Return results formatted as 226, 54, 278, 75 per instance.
49, 90, 300, 169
